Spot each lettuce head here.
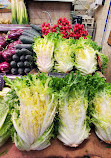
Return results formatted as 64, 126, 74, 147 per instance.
73, 37, 108, 74
4, 73, 58, 151
54, 37, 75, 73
58, 72, 90, 147
0, 87, 12, 147
33, 34, 54, 73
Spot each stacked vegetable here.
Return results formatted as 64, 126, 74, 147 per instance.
33, 33, 108, 74
11, 24, 42, 75
0, 29, 23, 73
11, 45, 34, 75
0, 72, 111, 150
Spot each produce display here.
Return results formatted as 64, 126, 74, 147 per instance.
0, 16, 110, 154
41, 17, 88, 39
0, 72, 110, 151
11, 47, 34, 75
0, 29, 23, 73
33, 33, 108, 74
0, 17, 107, 75
0, 24, 42, 75
11, 24, 42, 75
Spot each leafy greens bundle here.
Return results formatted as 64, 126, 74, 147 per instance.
4, 73, 58, 151
33, 33, 108, 74
57, 72, 90, 147
0, 87, 12, 147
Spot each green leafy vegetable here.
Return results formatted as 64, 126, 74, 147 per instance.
33, 34, 55, 73
91, 83, 111, 143
73, 37, 108, 74
86, 73, 111, 144
54, 36, 75, 73
73, 37, 98, 74
0, 87, 12, 147
4, 73, 58, 151
57, 72, 90, 147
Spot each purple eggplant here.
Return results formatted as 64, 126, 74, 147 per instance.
0, 61, 10, 73
7, 40, 21, 49
7, 29, 23, 40
0, 40, 7, 51
2, 48, 16, 62
0, 52, 2, 61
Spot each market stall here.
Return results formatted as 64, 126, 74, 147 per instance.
0, 0, 111, 158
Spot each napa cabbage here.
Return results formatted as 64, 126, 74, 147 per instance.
73, 37, 108, 74
33, 34, 54, 73
54, 37, 75, 73
4, 73, 58, 151
0, 87, 12, 147
87, 73, 111, 143
57, 72, 90, 147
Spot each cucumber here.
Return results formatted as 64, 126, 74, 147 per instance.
24, 61, 32, 68
16, 44, 32, 51
24, 68, 31, 74
10, 61, 17, 68
18, 68, 24, 75
11, 68, 18, 75
17, 62, 24, 68
25, 55, 33, 61
20, 48, 33, 55
19, 35, 34, 44
15, 49, 23, 56
12, 54, 19, 62
23, 29, 40, 37
24, 29, 41, 37
30, 28, 41, 36
20, 55, 25, 62
22, 32, 35, 39
30, 24, 42, 33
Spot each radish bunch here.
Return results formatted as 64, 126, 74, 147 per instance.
41, 17, 88, 39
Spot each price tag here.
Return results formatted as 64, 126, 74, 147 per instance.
48, 72, 67, 78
